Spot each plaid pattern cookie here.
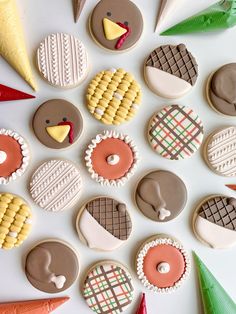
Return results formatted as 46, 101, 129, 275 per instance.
83, 261, 134, 314
148, 105, 204, 160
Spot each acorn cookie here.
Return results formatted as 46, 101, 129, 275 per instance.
76, 196, 132, 251
82, 260, 134, 314
148, 105, 204, 160
0, 193, 32, 250
206, 63, 236, 116
135, 170, 187, 222
193, 195, 236, 249
29, 159, 82, 212
89, 0, 143, 52
0, 128, 30, 184
36, 33, 89, 88
204, 126, 236, 177
144, 44, 198, 99
86, 68, 142, 125
136, 235, 190, 293
32, 99, 83, 149
25, 239, 79, 293
85, 130, 139, 186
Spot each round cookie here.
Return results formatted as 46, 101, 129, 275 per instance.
204, 126, 236, 177
89, 0, 143, 52
0, 129, 30, 184
85, 130, 139, 186
36, 33, 89, 88
135, 170, 187, 222
193, 195, 236, 249
82, 260, 134, 314
144, 44, 198, 99
0, 193, 32, 250
136, 235, 190, 293
86, 68, 142, 125
32, 99, 83, 149
29, 159, 82, 212
76, 196, 132, 251
25, 239, 79, 293
206, 63, 236, 116
148, 104, 204, 160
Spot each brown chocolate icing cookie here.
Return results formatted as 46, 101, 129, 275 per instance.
207, 63, 236, 116
89, 0, 143, 52
135, 170, 187, 222
32, 99, 83, 149
25, 240, 79, 293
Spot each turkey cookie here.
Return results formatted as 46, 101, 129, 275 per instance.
135, 170, 187, 222
0, 193, 32, 250
144, 44, 198, 99
148, 105, 204, 160
86, 68, 142, 125
0, 129, 30, 184
206, 63, 236, 116
83, 260, 134, 314
136, 235, 190, 293
204, 126, 236, 177
76, 196, 132, 251
25, 239, 79, 293
29, 159, 82, 212
36, 33, 89, 88
193, 195, 236, 249
85, 130, 139, 186
89, 0, 143, 52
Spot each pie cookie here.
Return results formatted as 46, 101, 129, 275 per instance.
135, 170, 187, 222
76, 196, 132, 251
29, 159, 82, 212
193, 195, 236, 249
85, 130, 139, 186
25, 239, 79, 293
82, 260, 134, 314
144, 44, 198, 99
136, 235, 190, 293
86, 68, 142, 125
148, 104, 204, 160
32, 99, 83, 149
0, 193, 32, 250
89, 0, 143, 52
0, 129, 30, 184
36, 33, 89, 88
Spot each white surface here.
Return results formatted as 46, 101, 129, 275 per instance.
1, 0, 236, 313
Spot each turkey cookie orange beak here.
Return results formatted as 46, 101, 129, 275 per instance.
103, 18, 130, 49
46, 121, 74, 144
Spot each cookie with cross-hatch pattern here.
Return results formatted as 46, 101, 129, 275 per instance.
86, 68, 142, 125
148, 104, 204, 160
82, 260, 134, 314
193, 195, 236, 249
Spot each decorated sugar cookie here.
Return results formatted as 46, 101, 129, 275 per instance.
85, 130, 139, 186
144, 44, 198, 99
36, 33, 89, 88
86, 68, 142, 125
83, 261, 134, 314
29, 159, 82, 212
32, 99, 83, 149
135, 170, 187, 222
148, 105, 204, 160
0, 128, 30, 184
76, 196, 132, 251
25, 239, 79, 293
0, 193, 32, 250
136, 235, 190, 293
193, 195, 236, 249
89, 0, 143, 52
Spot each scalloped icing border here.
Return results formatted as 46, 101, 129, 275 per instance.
136, 237, 191, 293
0, 128, 30, 185
85, 130, 139, 187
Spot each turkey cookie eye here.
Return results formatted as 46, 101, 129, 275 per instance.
46, 120, 50, 124
63, 117, 67, 122
107, 11, 112, 16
